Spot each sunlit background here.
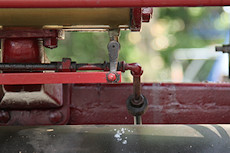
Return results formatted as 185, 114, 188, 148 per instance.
45, 7, 230, 83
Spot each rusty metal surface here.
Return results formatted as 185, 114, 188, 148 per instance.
0, 0, 228, 8
2, 38, 42, 92
0, 84, 70, 125
0, 84, 63, 109
130, 8, 142, 31
0, 125, 230, 153
70, 83, 230, 124
0, 29, 58, 38
1, 37, 64, 109
2, 83, 230, 125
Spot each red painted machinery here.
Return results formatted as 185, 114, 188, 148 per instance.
1, 1, 230, 153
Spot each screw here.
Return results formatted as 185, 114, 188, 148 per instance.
49, 111, 63, 124
107, 73, 117, 82
0, 110, 10, 123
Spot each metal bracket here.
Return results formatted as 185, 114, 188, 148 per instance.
107, 41, 120, 73
216, 44, 230, 53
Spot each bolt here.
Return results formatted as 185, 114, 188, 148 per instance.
43, 38, 58, 49
49, 111, 63, 124
142, 8, 153, 22
107, 73, 117, 82
0, 110, 10, 123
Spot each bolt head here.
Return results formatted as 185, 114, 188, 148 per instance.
49, 111, 63, 124
107, 73, 117, 82
0, 110, 10, 123
142, 8, 153, 22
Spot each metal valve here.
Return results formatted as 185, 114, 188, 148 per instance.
106, 29, 121, 82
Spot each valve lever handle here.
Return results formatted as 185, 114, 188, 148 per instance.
107, 41, 120, 73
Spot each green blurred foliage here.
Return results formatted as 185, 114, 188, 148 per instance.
157, 7, 224, 66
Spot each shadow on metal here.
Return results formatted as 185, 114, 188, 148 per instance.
0, 125, 230, 153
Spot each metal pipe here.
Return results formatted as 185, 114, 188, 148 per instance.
0, 63, 57, 71
76, 63, 109, 71
134, 115, 142, 125
124, 62, 143, 101
133, 75, 141, 101
0, 61, 141, 72
0, 0, 229, 8
0, 62, 110, 72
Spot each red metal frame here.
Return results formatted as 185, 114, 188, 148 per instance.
0, 0, 228, 8
69, 83, 230, 125
0, 0, 228, 126
0, 72, 121, 85
2, 83, 230, 125
0, 29, 58, 39
0, 85, 71, 125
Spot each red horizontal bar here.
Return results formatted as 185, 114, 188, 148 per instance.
0, 72, 121, 85
70, 83, 230, 125
0, 0, 228, 8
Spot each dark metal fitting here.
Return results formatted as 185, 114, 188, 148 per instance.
0, 110, 10, 123
106, 72, 120, 83
57, 58, 76, 72
142, 8, 153, 22
126, 94, 148, 116
131, 71, 143, 77
49, 111, 63, 124
43, 37, 58, 49
125, 63, 143, 76
131, 95, 145, 106
103, 61, 110, 71
215, 44, 230, 53
108, 29, 120, 41
117, 61, 126, 72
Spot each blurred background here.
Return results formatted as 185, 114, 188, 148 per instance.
45, 7, 230, 83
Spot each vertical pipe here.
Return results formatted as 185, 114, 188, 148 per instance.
229, 54, 230, 79
134, 115, 142, 125
133, 75, 141, 101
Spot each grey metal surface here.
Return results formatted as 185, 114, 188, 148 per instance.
0, 125, 230, 153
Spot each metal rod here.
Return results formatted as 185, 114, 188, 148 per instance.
229, 54, 230, 79
0, 0, 228, 8
133, 75, 141, 100
0, 62, 110, 72
134, 115, 142, 125
0, 61, 144, 73
0, 63, 57, 71
76, 63, 109, 71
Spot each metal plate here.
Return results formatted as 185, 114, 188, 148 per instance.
0, 125, 230, 153
70, 83, 230, 124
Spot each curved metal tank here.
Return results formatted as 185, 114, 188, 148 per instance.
0, 125, 230, 153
